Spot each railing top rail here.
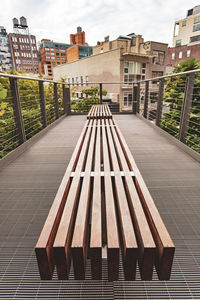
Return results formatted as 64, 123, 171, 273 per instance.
0, 73, 64, 84
136, 68, 200, 84
1, 67, 200, 85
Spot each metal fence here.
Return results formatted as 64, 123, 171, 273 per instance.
1, 69, 200, 158
0, 74, 70, 158
133, 69, 200, 154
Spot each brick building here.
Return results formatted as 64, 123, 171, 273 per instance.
70, 27, 85, 45
66, 44, 93, 63
8, 17, 39, 73
39, 39, 71, 77
166, 44, 200, 67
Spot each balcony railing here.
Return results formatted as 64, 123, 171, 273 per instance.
0, 69, 200, 159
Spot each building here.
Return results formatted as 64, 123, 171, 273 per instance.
173, 5, 200, 47
8, 17, 39, 73
66, 44, 93, 63
53, 34, 168, 111
39, 39, 71, 77
166, 6, 200, 69
70, 27, 85, 45
166, 44, 200, 68
0, 26, 12, 72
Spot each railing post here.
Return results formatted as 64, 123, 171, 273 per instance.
63, 85, 71, 115
132, 84, 138, 114
9, 78, 26, 144
66, 87, 71, 115
156, 78, 164, 127
136, 82, 140, 113
178, 73, 195, 143
39, 81, 47, 128
143, 81, 149, 119
99, 83, 103, 104
54, 83, 59, 119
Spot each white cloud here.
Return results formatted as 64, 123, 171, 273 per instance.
0, 0, 200, 46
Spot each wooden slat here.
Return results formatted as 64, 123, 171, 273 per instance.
87, 106, 94, 120
105, 119, 138, 280
102, 120, 120, 281
35, 122, 88, 280
109, 120, 156, 280
113, 120, 175, 280
90, 120, 102, 279
53, 121, 93, 279
71, 119, 97, 280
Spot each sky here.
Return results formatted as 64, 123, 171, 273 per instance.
1, 0, 200, 47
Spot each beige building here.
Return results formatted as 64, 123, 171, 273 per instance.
173, 5, 200, 47
54, 34, 167, 111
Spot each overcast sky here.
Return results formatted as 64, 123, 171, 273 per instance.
1, 0, 200, 47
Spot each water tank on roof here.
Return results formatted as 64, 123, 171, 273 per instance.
77, 26, 82, 33
20, 16, 27, 27
13, 18, 19, 28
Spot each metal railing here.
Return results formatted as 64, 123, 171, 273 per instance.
133, 69, 200, 154
1, 69, 200, 158
0, 73, 70, 158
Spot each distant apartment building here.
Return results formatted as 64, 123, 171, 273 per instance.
173, 5, 200, 47
39, 27, 92, 76
70, 27, 85, 45
167, 5, 200, 69
0, 26, 12, 72
8, 17, 39, 73
53, 34, 167, 111
39, 39, 71, 77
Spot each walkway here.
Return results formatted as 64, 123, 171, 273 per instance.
0, 114, 200, 299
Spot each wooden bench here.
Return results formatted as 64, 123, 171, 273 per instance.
87, 104, 112, 120
35, 105, 175, 281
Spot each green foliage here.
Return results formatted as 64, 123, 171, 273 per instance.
161, 58, 200, 153
71, 86, 107, 112
0, 71, 64, 158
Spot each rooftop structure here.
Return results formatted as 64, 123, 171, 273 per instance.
70, 26, 85, 45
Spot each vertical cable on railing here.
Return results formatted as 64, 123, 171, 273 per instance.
144, 81, 149, 119
54, 83, 59, 120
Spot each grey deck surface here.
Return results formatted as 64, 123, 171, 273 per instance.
0, 114, 200, 299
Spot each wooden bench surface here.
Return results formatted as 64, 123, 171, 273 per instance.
35, 105, 175, 281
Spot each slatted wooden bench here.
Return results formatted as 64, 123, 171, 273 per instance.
87, 104, 112, 120
35, 106, 175, 281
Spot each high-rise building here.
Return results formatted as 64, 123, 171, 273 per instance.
70, 27, 85, 45
8, 17, 39, 73
167, 6, 200, 69
0, 26, 12, 72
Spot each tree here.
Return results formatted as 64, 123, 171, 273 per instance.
71, 86, 107, 112
161, 58, 200, 153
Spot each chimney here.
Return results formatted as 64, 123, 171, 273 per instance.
104, 35, 109, 42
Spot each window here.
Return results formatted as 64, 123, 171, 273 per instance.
182, 20, 186, 26
153, 50, 165, 65
193, 24, 200, 32
176, 40, 182, 46
194, 16, 200, 23
80, 76, 83, 85
179, 51, 182, 58
190, 35, 200, 43
123, 61, 143, 83
187, 49, 191, 57
123, 92, 133, 107
172, 53, 175, 59
76, 77, 79, 84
